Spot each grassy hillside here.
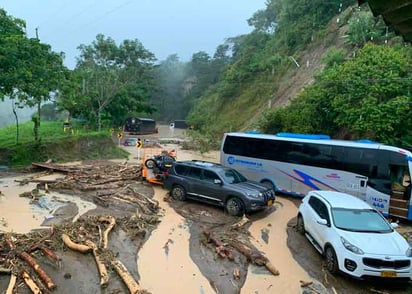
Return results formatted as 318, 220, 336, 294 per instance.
187, 8, 354, 147
0, 121, 128, 167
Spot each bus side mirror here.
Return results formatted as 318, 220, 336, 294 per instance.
214, 179, 222, 185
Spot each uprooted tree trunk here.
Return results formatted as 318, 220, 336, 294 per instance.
201, 225, 280, 276
86, 240, 109, 288
61, 234, 92, 253
21, 270, 41, 294
99, 216, 116, 249
6, 273, 17, 294
111, 259, 141, 294
19, 251, 57, 290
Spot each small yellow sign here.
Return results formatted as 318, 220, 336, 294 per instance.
117, 132, 123, 139
110, 128, 114, 134
136, 140, 143, 148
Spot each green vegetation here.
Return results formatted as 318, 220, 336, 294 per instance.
0, 121, 128, 167
259, 44, 412, 147
1, 0, 412, 164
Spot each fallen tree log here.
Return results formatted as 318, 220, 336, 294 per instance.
6, 273, 17, 294
93, 195, 109, 207
230, 241, 279, 276
111, 259, 140, 294
19, 251, 57, 290
85, 240, 109, 288
31, 162, 78, 173
99, 216, 116, 249
201, 226, 234, 260
61, 234, 92, 253
15, 179, 57, 184
5, 234, 14, 250
27, 245, 62, 264
0, 267, 12, 274
21, 270, 42, 294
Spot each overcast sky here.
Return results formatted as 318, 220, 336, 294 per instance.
1, 0, 266, 69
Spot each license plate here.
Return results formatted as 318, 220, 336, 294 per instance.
267, 200, 273, 206
381, 271, 397, 278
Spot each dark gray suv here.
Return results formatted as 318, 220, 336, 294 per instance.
163, 160, 275, 216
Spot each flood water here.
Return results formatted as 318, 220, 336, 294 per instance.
137, 186, 216, 294
135, 145, 311, 293
242, 198, 311, 293
0, 174, 96, 233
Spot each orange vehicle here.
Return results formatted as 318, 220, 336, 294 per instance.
141, 148, 177, 185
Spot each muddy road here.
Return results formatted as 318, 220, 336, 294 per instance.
1, 126, 412, 293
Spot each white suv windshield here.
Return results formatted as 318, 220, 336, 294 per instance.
332, 208, 393, 233
218, 169, 247, 184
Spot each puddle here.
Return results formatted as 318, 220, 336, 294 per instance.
242, 197, 310, 293
0, 174, 96, 233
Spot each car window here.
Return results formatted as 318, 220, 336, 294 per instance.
218, 168, 247, 184
332, 208, 393, 233
187, 167, 201, 179
308, 196, 330, 222
202, 170, 219, 183
174, 164, 189, 175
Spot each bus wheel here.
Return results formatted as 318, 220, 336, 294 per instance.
225, 197, 244, 217
261, 180, 275, 191
171, 185, 186, 201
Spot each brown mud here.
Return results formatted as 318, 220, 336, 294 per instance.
1, 127, 412, 293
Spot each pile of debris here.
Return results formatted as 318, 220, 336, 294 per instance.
1, 161, 160, 293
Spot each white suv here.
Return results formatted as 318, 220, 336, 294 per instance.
297, 191, 412, 280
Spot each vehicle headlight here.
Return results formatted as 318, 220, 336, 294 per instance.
406, 246, 412, 257
247, 192, 263, 199
340, 237, 364, 255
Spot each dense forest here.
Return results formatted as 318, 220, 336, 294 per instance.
0, 0, 411, 149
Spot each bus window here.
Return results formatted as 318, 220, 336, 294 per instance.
390, 165, 407, 192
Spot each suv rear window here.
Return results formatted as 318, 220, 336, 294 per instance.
187, 167, 201, 179
174, 164, 189, 175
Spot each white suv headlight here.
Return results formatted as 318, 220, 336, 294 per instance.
340, 237, 364, 255
406, 247, 412, 257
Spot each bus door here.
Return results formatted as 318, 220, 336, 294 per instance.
345, 175, 368, 200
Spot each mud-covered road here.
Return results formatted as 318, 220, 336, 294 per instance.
1, 126, 412, 293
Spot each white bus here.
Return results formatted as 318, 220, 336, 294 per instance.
220, 132, 412, 220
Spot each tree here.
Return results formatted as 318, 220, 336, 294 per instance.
346, 9, 387, 47
0, 9, 66, 142
74, 34, 156, 131
259, 44, 412, 146
0, 9, 26, 143
19, 39, 66, 141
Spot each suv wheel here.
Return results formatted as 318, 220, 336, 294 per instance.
171, 185, 186, 201
297, 215, 305, 234
261, 180, 275, 191
325, 246, 339, 274
225, 197, 244, 216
